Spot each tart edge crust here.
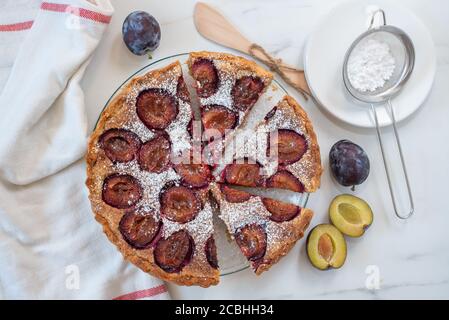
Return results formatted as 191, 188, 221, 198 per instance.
281, 95, 322, 192
255, 208, 314, 275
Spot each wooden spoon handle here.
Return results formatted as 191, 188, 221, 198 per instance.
193, 2, 311, 98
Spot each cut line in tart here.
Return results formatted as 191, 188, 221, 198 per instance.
86, 52, 322, 287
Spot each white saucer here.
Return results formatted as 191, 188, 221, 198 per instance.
304, 0, 436, 128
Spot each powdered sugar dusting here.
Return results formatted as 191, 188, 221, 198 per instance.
348, 38, 396, 92
114, 160, 180, 214
218, 195, 269, 233
123, 119, 155, 142
166, 100, 192, 155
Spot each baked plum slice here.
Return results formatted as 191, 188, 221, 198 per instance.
220, 184, 252, 203
329, 194, 373, 237
232, 76, 264, 111
266, 170, 304, 192
223, 160, 263, 187
262, 198, 300, 222
102, 174, 142, 209
154, 230, 194, 273
205, 236, 218, 269
138, 134, 171, 173
191, 59, 219, 98
175, 162, 211, 188
202, 105, 237, 136
98, 128, 141, 163
136, 88, 178, 130
176, 75, 190, 103
119, 211, 161, 249
160, 185, 200, 223
235, 224, 267, 261
268, 129, 307, 165
307, 224, 347, 270
263, 170, 304, 222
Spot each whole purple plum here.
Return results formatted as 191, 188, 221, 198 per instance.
122, 11, 161, 56
329, 140, 370, 189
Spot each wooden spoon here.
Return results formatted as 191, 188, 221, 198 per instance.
193, 2, 311, 98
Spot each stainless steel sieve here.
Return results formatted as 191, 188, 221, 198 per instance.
342, 9, 415, 219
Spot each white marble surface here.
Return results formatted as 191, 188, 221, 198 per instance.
82, 0, 449, 299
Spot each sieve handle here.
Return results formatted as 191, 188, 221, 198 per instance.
371, 101, 414, 219
368, 9, 387, 30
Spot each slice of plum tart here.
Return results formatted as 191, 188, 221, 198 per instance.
187, 51, 273, 165
214, 95, 322, 273
212, 159, 314, 274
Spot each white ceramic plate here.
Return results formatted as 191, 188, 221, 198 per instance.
98, 53, 309, 276
304, 0, 436, 128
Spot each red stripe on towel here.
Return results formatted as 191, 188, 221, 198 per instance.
113, 284, 168, 300
0, 21, 34, 32
41, 2, 111, 24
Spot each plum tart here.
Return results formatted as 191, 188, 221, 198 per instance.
86, 52, 321, 287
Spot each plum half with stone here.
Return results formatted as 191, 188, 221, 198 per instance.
329, 140, 370, 190
307, 224, 347, 270
329, 194, 373, 237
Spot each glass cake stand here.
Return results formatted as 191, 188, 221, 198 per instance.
97, 53, 309, 276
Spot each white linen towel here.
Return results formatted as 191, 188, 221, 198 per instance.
0, 0, 170, 299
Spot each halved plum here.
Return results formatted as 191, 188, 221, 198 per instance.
266, 170, 304, 193
307, 224, 347, 270
160, 185, 200, 223
136, 88, 178, 130
102, 174, 142, 209
119, 211, 161, 249
224, 160, 263, 187
220, 184, 252, 203
202, 105, 237, 136
174, 162, 211, 188
231, 76, 264, 111
154, 230, 194, 273
262, 198, 300, 222
138, 134, 171, 173
205, 236, 218, 269
98, 128, 141, 163
235, 224, 267, 261
268, 129, 307, 165
176, 75, 190, 103
191, 59, 219, 98
329, 194, 373, 237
